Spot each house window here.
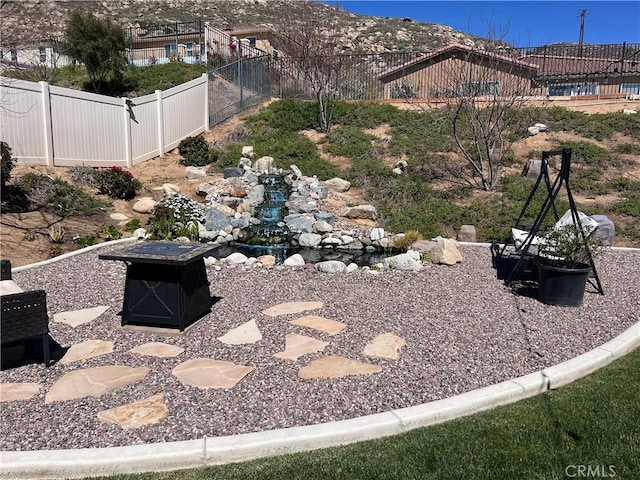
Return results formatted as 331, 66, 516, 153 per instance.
548, 83, 597, 96
460, 81, 500, 96
39, 46, 47, 63
10, 49, 17, 62
186, 42, 194, 57
247, 36, 257, 48
164, 43, 177, 59
621, 83, 640, 95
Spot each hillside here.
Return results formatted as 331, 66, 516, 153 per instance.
1, 0, 488, 53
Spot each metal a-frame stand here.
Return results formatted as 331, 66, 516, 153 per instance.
498, 148, 604, 294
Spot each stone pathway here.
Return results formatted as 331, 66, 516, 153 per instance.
1, 301, 406, 430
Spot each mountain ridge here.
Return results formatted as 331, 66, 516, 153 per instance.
1, 0, 491, 53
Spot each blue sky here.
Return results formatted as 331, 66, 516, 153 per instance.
327, 1, 640, 47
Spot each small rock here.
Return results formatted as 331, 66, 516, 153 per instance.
370, 227, 385, 241
283, 253, 306, 267
162, 183, 180, 195
315, 260, 348, 273
185, 166, 207, 179
132, 197, 156, 214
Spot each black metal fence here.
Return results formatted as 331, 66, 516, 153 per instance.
205, 43, 640, 128
208, 55, 273, 126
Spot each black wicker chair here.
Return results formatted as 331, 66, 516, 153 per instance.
1, 260, 51, 367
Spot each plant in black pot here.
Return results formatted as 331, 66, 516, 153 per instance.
536, 223, 607, 307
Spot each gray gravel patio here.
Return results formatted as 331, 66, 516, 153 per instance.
1, 243, 638, 451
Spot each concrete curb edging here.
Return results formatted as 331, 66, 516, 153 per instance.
2, 322, 638, 480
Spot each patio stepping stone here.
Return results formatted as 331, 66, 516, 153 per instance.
97, 393, 168, 429
262, 301, 323, 317
129, 342, 184, 358
45, 366, 150, 404
0, 383, 41, 402
362, 333, 406, 360
298, 356, 382, 379
273, 333, 329, 361
218, 319, 262, 345
59, 339, 113, 364
172, 358, 254, 389
289, 315, 346, 335
53, 306, 110, 328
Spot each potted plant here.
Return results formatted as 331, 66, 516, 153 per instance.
536, 223, 606, 307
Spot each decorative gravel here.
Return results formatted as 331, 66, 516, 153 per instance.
1, 244, 638, 451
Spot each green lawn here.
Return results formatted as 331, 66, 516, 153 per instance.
93, 347, 639, 480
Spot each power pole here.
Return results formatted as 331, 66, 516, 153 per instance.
578, 9, 586, 56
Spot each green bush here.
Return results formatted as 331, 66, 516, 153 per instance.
325, 126, 376, 159
123, 218, 142, 232
75, 235, 99, 248
559, 140, 614, 168
91, 166, 142, 200
178, 136, 211, 167
16, 173, 105, 217
102, 225, 122, 240
613, 142, 640, 155
147, 194, 205, 241
1, 141, 16, 190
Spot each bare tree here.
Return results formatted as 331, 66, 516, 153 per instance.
273, 1, 346, 133
405, 44, 541, 191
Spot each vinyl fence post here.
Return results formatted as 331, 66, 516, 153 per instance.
122, 97, 132, 167
156, 89, 165, 157
39, 81, 54, 166
202, 73, 209, 131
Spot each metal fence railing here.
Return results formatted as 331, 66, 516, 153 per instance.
208, 55, 273, 126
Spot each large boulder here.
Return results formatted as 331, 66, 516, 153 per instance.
204, 208, 232, 233
429, 237, 463, 265
324, 177, 351, 192
383, 251, 423, 271
299, 232, 322, 247
342, 204, 378, 221
133, 197, 156, 214
254, 156, 275, 174
185, 166, 207, 179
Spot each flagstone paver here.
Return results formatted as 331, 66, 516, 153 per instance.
129, 342, 185, 358
273, 333, 329, 361
53, 306, 111, 328
262, 301, 324, 317
289, 315, 346, 335
217, 320, 262, 345
45, 366, 150, 404
172, 358, 254, 389
59, 340, 114, 364
362, 333, 406, 360
298, 356, 383, 379
97, 393, 168, 429
0, 383, 41, 402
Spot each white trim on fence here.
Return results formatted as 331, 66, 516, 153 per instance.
0, 75, 209, 168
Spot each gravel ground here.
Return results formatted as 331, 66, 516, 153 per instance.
1, 243, 638, 451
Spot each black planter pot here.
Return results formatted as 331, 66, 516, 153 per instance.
537, 261, 592, 307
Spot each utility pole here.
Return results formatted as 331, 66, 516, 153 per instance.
578, 9, 586, 56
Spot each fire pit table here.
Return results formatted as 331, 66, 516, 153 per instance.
99, 241, 218, 331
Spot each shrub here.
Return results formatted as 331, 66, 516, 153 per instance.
102, 225, 122, 240
75, 235, 99, 248
178, 136, 211, 166
16, 173, 105, 216
613, 142, 640, 155
1, 141, 16, 190
325, 126, 376, 159
123, 218, 142, 232
91, 166, 141, 200
147, 194, 205, 240
393, 230, 423, 250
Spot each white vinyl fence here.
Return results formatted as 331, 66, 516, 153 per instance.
0, 74, 209, 167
